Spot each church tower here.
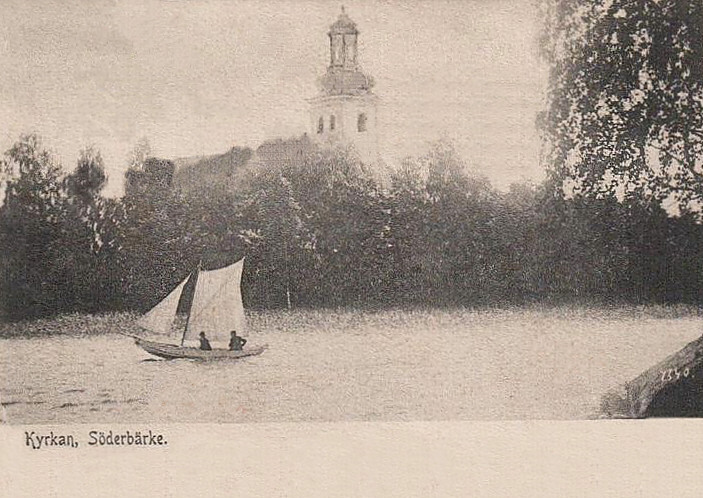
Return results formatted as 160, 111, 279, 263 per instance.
308, 7, 379, 164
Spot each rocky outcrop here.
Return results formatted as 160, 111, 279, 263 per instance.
601, 334, 703, 418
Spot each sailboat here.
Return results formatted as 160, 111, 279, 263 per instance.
127, 258, 267, 360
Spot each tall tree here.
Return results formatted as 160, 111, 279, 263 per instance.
539, 0, 703, 209
238, 170, 306, 308
119, 157, 198, 311
0, 135, 67, 318
389, 142, 501, 304
126, 137, 152, 172
60, 147, 122, 311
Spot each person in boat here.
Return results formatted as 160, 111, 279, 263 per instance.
198, 331, 212, 351
229, 330, 247, 351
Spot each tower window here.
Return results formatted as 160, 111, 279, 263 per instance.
330, 115, 336, 131
317, 116, 324, 134
357, 113, 367, 132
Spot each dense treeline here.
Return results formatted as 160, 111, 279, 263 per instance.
3, 2, 702, 320
2, 133, 703, 321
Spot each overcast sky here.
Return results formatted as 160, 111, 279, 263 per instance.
0, 0, 547, 197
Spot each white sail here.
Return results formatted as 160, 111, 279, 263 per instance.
136, 276, 189, 336
185, 259, 246, 347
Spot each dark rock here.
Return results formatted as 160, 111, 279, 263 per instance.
601, 334, 703, 418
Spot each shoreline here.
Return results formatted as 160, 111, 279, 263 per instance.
2, 303, 702, 339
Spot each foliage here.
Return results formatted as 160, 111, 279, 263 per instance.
118, 157, 194, 311
2, 132, 703, 321
59, 147, 120, 311
539, 0, 703, 210
0, 135, 68, 318
388, 142, 504, 304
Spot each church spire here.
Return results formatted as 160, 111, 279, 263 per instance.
320, 7, 373, 95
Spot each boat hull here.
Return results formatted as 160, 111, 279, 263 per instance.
135, 338, 267, 361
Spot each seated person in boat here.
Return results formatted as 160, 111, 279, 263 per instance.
198, 331, 212, 351
229, 330, 247, 351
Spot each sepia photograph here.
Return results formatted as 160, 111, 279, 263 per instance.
2, 0, 703, 435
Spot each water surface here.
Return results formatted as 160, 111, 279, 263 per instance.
2, 308, 701, 423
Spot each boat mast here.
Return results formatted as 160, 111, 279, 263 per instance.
181, 260, 202, 346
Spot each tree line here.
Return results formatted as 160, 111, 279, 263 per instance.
1, 133, 702, 321
3, 0, 703, 320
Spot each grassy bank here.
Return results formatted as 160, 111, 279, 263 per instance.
1, 303, 703, 339
0, 312, 140, 339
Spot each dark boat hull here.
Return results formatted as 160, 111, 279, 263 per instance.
135, 338, 267, 361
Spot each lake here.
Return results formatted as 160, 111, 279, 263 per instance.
1, 307, 701, 423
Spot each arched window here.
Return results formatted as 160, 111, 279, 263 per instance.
357, 113, 367, 132
317, 116, 324, 134
330, 115, 336, 131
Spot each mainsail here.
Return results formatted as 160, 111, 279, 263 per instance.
184, 259, 247, 347
136, 276, 190, 335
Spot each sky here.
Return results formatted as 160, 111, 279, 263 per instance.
0, 0, 547, 197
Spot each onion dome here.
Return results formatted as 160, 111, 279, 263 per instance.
319, 68, 374, 95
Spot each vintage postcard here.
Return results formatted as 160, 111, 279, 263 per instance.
2, 0, 703, 495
